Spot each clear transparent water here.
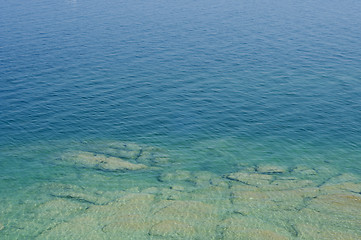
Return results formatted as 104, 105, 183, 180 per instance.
1, 0, 361, 239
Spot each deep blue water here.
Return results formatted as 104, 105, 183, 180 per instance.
1, 0, 361, 144
1, 0, 361, 235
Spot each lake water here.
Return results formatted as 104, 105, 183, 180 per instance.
1, 0, 361, 239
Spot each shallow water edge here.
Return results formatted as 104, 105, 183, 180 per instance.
0, 139, 360, 239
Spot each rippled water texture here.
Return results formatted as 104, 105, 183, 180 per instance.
1, 0, 361, 239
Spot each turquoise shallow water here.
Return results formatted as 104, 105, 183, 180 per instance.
1, 0, 361, 239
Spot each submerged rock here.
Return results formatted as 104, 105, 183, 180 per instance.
227, 172, 273, 186
189, 185, 232, 209
160, 188, 185, 200
36, 216, 104, 240
219, 217, 292, 240
159, 170, 192, 182
153, 200, 216, 221
75, 193, 156, 239
326, 173, 360, 184
51, 191, 108, 205
292, 165, 317, 175
104, 141, 142, 152
149, 220, 196, 239
13, 153, 361, 240
314, 166, 339, 177
102, 214, 155, 239
152, 200, 220, 238
224, 228, 291, 240
257, 165, 287, 174
137, 146, 170, 165
230, 183, 259, 192
188, 171, 217, 187
210, 177, 229, 187
35, 198, 86, 220
99, 144, 141, 160
18, 199, 88, 238
141, 187, 159, 194
45, 183, 110, 205
307, 193, 361, 217
62, 140, 170, 172
66, 151, 147, 171
87, 193, 155, 218
170, 185, 185, 191
230, 187, 320, 215
36, 193, 157, 239
320, 182, 361, 194
293, 207, 361, 239
85, 141, 170, 166
295, 223, 360, 240
264, 179, 314, 191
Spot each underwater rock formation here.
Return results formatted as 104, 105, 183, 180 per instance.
256, 165, 287, 174
227, 172, 273, 186
2, 158, 361, 239
149, 220, 196, 239
219, 217, 292, 240
61, 141, 170, 172
66, 151, 147, 171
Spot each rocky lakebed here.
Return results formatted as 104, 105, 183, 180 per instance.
0, 141, 360, 239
